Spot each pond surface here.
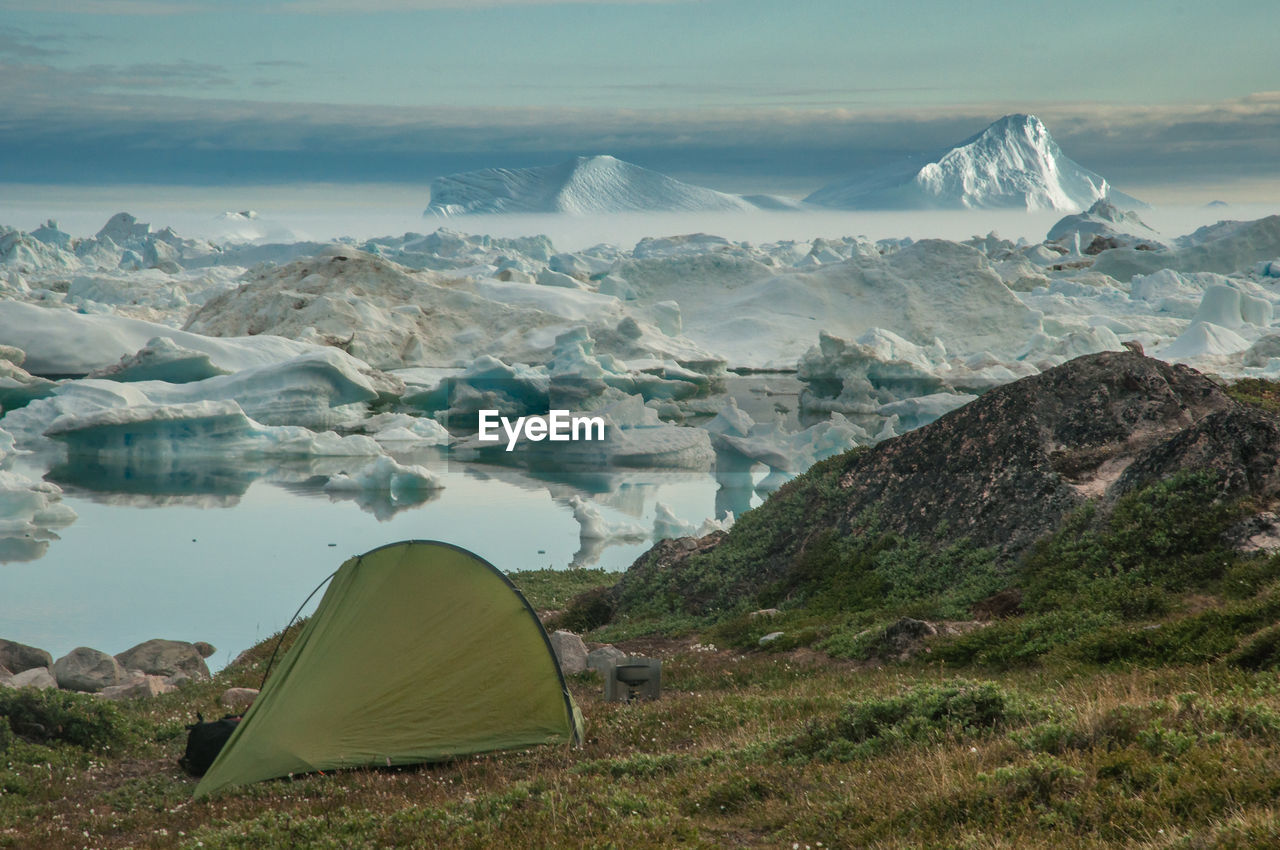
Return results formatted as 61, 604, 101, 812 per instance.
1, 453, 748, 671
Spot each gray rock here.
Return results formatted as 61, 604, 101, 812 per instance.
115, 639, 210, 681
549, 630, 588, 675
0, 639, 54, 674
219, 687, 259, 711
748, 608, 780, 619
586, 645, 626, 674
193, 641, 217, 659
99, 676, 174, 701
53, 648, 127, 693
758, 631, 785, 645
9, 667, 57, 690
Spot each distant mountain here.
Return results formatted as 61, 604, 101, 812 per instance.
425, 155, 797, 216
807, 114, 1144, 212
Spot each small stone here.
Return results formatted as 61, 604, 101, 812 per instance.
748, 608, 780, 619
758, 631, 785, 646
549, 630, 588, 674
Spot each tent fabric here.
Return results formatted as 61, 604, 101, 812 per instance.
195, 540, 583, 798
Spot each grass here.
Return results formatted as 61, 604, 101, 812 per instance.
10, 649, 1280, 847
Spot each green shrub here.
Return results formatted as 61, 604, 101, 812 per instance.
931, 610, 1119, 668
979, 755, 1086, 806
1022, 471, 1248, 615
777, 680, 1041, 762
1226, 623, 1280, 670
0, 687, 134, 752
548, 585, 617, 634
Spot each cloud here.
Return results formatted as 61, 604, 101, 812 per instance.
0, 28, 66, 58
277, 0, 693, 10
1, 88, 1276, 192
0, 0, 213, 12
0, 59, 236, 95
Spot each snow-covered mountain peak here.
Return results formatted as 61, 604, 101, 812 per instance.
807, 114, 1144, 213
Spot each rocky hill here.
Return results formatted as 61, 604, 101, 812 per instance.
611, 350, 1280, 616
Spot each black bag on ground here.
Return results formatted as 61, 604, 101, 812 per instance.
179, 713, 242, 776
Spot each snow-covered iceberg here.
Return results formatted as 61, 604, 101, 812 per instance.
807, 114, 1144, 212
426, 155, 772, 216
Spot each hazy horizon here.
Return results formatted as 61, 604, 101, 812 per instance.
2, 1, 1277, 202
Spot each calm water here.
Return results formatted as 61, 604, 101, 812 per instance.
1, 454, 745, 671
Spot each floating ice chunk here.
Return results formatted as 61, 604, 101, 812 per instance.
361, 413, 450, 447
138, 349, 387, 429
1018, 326, 1125, 368
1093, 215, 1280, 281
43, 399, 382, 461
1158, 322, 1252, 360
0, 225, 81, 274
319, 456, 442, 520
536, 268, 583, 289
0, 347, 56, 411
1046, 200, 1166, 253
798, 329, 952, 414
87, 337, 230, 384
323, 455, 443, 494
30, 220, 72, 249
703, 397, 756, 439
596, 274, 636, 300
0, 300, 325, 376
1190, 284, 1274, 329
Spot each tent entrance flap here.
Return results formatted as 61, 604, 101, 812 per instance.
195, 540, 583, 798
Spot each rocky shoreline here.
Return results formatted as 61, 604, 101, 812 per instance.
0, 637, 232, 702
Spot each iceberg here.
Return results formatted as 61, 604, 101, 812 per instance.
43, 400, 383, 461
425, 155, 764, 216
807, 115, 1144, 212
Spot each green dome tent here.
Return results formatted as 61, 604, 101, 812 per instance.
194, 540, 584, 798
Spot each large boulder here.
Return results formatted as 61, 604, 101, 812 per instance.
53, 648, 128, 693
0, 639, 53, 674
8, 667, 57, 690
115, 639, 210, 681
99, 676, 175, 701
549, 630, 588, 674
219, 687, 259, 711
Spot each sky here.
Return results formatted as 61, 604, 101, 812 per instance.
2, 0, 1279, 201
